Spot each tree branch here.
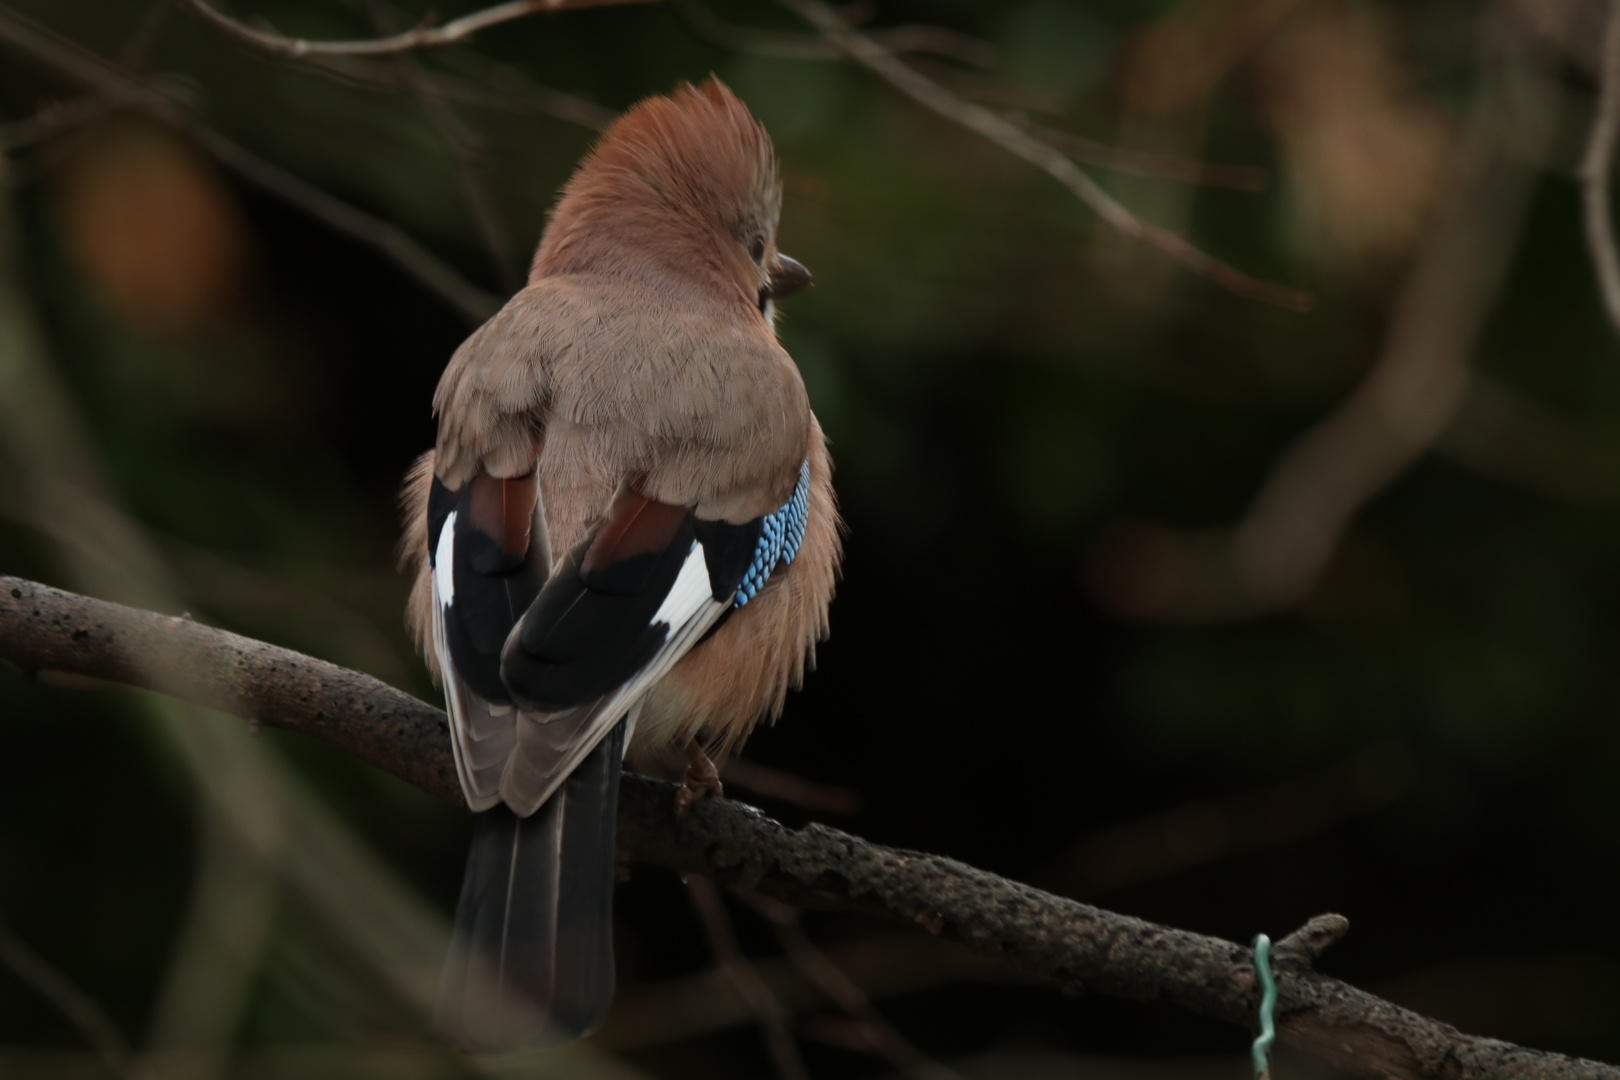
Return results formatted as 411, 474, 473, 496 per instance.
0, 94, 127, 152
180, 0, 659, 59
358, 0, 520, 294
668, 0, 999, 69
773, 0, 1312, 311
0, 6, 501, 325
0, 574, 1615, 1080
0, 911, 139, 1080
304, 52, 616, 129
1582, 0, 1620, 346
1085, 14, 1555, 622
735, 891, 969, 1080
1013, 118, 1268, 191
686, 877, 810, 1080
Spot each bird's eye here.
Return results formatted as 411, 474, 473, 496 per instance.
748, 236, 766, 262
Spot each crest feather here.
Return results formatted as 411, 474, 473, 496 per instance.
533, 77, 782, 281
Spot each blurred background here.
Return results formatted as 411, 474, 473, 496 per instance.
2, 0, 1619, 1076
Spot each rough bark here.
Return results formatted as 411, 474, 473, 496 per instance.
0, 574, 1614, 1080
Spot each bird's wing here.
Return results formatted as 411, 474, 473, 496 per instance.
495, 480, 790, 816
427, 468, 549, 811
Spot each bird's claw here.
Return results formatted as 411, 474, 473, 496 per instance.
675, 744, 724, 818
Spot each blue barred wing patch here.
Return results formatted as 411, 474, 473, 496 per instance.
735, 460, 810, 608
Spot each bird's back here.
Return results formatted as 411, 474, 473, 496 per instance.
400, 76, 841, 1053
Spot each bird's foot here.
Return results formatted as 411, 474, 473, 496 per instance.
675, 744, 724, 817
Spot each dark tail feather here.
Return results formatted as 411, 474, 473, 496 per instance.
434, 718, 625, 1052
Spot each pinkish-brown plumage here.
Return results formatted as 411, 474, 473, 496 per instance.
399, 77, 839, 1051
404, 78, 838, 760
533, 79, 780, 301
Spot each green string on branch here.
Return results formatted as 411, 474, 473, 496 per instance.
1252, 933, 1277, 1079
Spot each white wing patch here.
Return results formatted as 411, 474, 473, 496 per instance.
653, 541, 714, 627
500, 541, 729, 815
434, 510, 456, 605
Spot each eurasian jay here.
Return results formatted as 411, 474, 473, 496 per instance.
399, 77, 841, 1052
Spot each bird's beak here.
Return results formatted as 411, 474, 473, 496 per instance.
767, 254, 813, 299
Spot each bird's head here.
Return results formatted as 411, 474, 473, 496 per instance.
532, 76, 812, 320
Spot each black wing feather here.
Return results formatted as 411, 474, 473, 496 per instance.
502, 511, 703, 711
430, 476, 544, 703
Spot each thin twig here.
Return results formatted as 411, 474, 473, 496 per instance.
670, 0, 998, 68
1581, 0, 1620, 345
196, 127, 502, 321
686, 877, 811, 1080
721, 757, 861, 815
1088, 16, 1557, 622
1211, 21, 1551, 607
905, 56, 1069, 116
737, 893, 967, 1080
1439, 374, 1620, 505
360, 0, 518, 293
0, 95, 126, 151
310, 52, 615, 128
180, 0, 658, 58
0, 912, 140, 1080
1031, 745, 1409, 899
677, 0, 1061, 114
0, 6, 499, 323
870, 25, 1000, 70
774, 0, 1312, 310
118, 0, 178, 70
1017, 118, 1268, 191
5, 576, 1620, 1079
600, 932, 1029, 1049
431, 49, 616, 127
261, 42, 612, 129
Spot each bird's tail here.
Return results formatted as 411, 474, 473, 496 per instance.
434, 718, 626, 1052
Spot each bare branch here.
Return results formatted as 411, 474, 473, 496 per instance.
0, 912, 139, 1080
773, 0, 1312, 310
304, 53, 613, 127
1582, 0, 1620, 345
1014, 117, 1268, 191
429, 49, 615, 127
118, 0, 178, 70
3, 574, 1618, 1080
736, 893, 968, 1080
676, 0, 1057, 114
1030, 751, 1408, 899
686, 878, 810, 1080
1198, 41, 1545, 610
0, 6, 500, 324
359, 0, 519, 293
601, 931, 1030, 1048
670, 0, 998, 68
0, 94, 126, 151
720, 757, 861, 815
1087, 19, 1557, 622
869, 26, 1000, 71
1439, 374, 1620, 506
180, 0, 658, 59
1275, 914, 1351, 968
195, 127, 503, 321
